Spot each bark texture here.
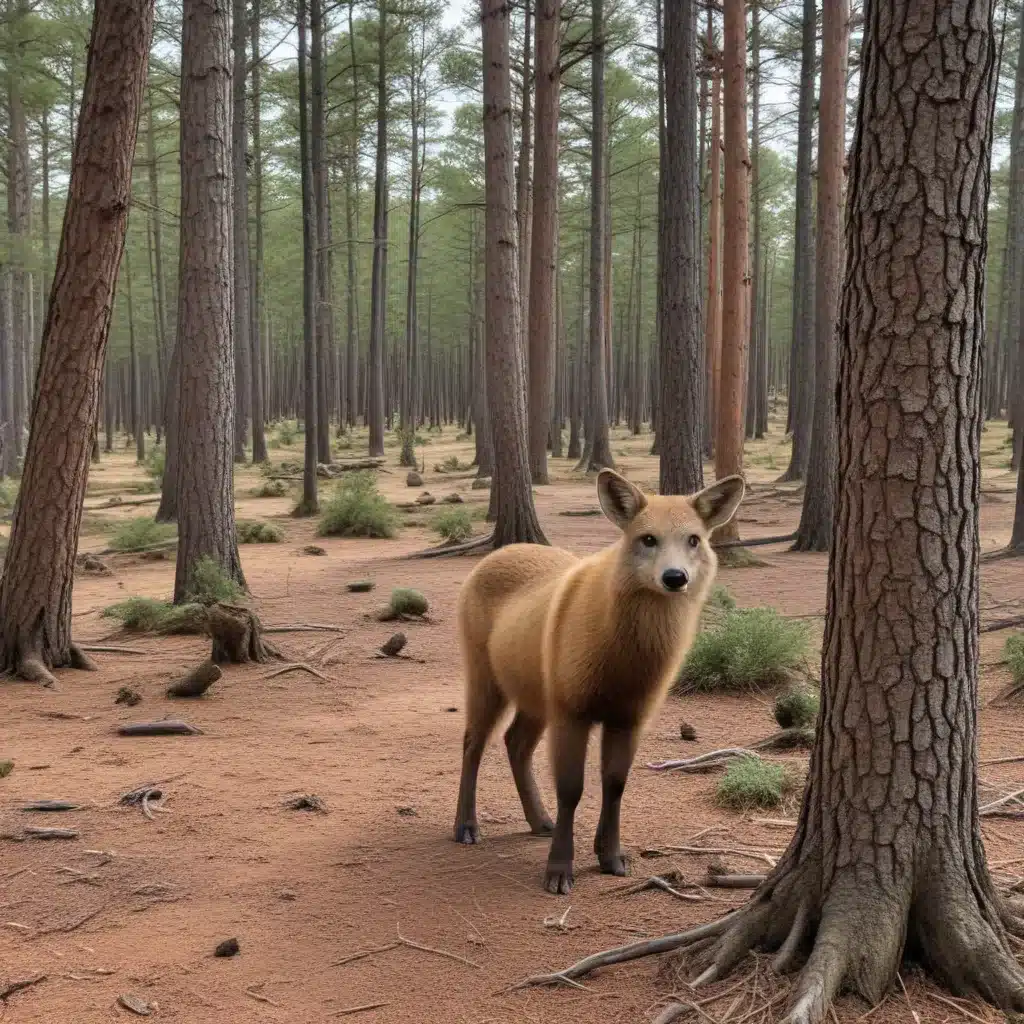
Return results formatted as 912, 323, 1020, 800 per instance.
367, 1, 388, 457
481, 0, 546, 547
658, 0, 703, 496
0, 0, 155, 683
232, 0, 252, 463
173, 0, 245, 604
673, 6, 1024, 1021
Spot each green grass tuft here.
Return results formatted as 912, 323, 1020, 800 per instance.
707, 585, 736, 611
275, 420, 299, 446
389, 588, 428, 617
773, 687, 820, 729
433, 507, 473, 543
433, 455, 473, 473
253, 479, 288, 498
101, 597, 207, 635
0, 479, 18, 510
318, 472, 398, 539
677, 606, 810, 692
144, 445, 165, 482
109, 517, 176, 553
185, 556, 245, 605
237, 520, 284, 544
1006, 634, 1024, 684
716, 757, 795, 811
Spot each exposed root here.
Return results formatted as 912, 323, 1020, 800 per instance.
647, 749, 759, 773
772, 898, 810, 975
68, 644, 98, 671
406, 533, 494, 559
17, 656, 57, 688
208, 603, 282, 664
713, 532, 797, 550
264, 662, 330, 683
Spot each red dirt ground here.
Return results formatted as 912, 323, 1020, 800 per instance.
2, 426, 1023, 1024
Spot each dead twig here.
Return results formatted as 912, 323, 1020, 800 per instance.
980, 755, 1024, 767
263, 623, 346, 634
330, 942, 400, 968
3, 827, 79, 842
38, 905, 105, 935
245, 986, 281, 1007
331, 1002, 388, 1017
0, 974, 47, 1001
647, 749, 759, 773
980, 614, 1024, 634
980, 787, 1024, 816
614, 872, 704, 902
396, 926, 481, 969
264, 662, 330, 682
78, 645, 154, 655
663, 845, 779, 867
21, 800, 78, 812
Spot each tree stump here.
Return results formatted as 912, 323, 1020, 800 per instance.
207, 603, 281, 664
166, 659, 222, 697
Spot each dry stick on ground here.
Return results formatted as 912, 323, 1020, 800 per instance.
330, 942, 401, 968
78, 645, 155, 655
980, 788, 1024, 817
264, 662, 330, 682
662, 846, 780, 867
979, 615, 1024, 634
331, 1002, 388, 1018
3, 827, 80, 841
615, 873, 706, 902
0, 974, 47, 1001
713, 532, 797, 550
38, 905, 105, 935
263, 623, 346, 634
981, 756, 1024, 767
647, 749, 759, 773
396, 926, 482, 969
245, 987, 281, 1007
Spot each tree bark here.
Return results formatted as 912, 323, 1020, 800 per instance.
0, 0, 155, 683
481, 0, 546, 547
712, 0, 748, 545
745, 0, 761, 441
126, 248, 144, 463
703, 23, 722, 459
344, 0, 361, 430
658, 0, 703, 496
248, 0, 268, 463
780, 0, 816, 481
793, 0, 848, 553
173, 0, 246, 604
678, 6, 1024, 1021
527, 0, 559, 484
367, 1, 388, 457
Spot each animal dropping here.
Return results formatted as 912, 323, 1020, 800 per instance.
453, 469, 744, 894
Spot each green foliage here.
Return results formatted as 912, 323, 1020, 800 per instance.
318, 473, 398, 539
0, 759, 13, 778
773, 687, 820, 729
185, 556, 245, 605
389, 588, 428, 617
109, 517, 176, 553
434, 455, 472, 473
144, 445, 165, 482
237, 520, 284, 543
0, 479, 18, 510
433, 507, 473, 543
253, 479, 288, 498
707, 586, 736, 611
1006, 634, 1024, 684
275, 420, 299, 446
716, 757, 795, 811
101, 597, 207, 635
677, 607, 809, 692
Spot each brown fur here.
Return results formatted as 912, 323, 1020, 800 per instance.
453, 470, 745, 893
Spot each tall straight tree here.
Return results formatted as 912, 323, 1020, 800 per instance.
713, 0, 748, 544
780, 0, 816, 480
297, 0, 319, 514
793, 0, 848, 552
481, 0, 546, 547
0, 0, 155, 684
658, 0, 702, 495
527, 0, 559, 484
173, 0, 245, 603
232, 0, 253, 464
580, 0, 614, 471
703, 18, 722, 455
249, 0, 268, 462
367, 0, 389, 457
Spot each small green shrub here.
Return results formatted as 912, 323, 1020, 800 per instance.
253, 479, 288, 498
1006, 634, 1024, 684
433, 508, 473, 543
389, 588, 428, 617
109, 517, 176, 553
101, 597, 207, 635
677, 606, 809, 692
774, 687, 820, 730
276, 420, 299, 446
318, 473, 398, 539
0, 759, 13, 778
434, 455, 472, 473
237, 520, 284, 544
707, 586, 736, 611
186, 556, 245, 605
716, 757, 795, 810
0, 479, 18, 510
144, 445, 165, 482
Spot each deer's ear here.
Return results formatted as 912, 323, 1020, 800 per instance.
693, 475, 745, 529
597, 470, 647, 530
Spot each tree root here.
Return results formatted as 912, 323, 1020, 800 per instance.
166, 659, 221, 698
647, 749, 759, 773
207, 603, 282, 664
406, 533, 495, 559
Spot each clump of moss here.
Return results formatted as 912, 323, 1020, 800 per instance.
376, 588, 429, 621
101, 597, 207, 635
318, 472, 398, 539
253, 479, 287, 498
716, 757, 796, 811
108, 517, 176, 553
773, 686, 820, 729
237, 520, 284, 544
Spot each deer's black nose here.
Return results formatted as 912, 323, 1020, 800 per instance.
662, 569, 689, 592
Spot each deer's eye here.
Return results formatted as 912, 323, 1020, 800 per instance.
688, 534, 700, 549
640, 534, 658, 548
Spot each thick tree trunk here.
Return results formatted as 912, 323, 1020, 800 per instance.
126, 248, 144, 463
249, 0, 268, 463
672, 7, 1024, 1021
400, 50, 423, 468
481, 0, 546, 547
703, 30, 722, 458
0, 0, 155, 683
0, 271, 15, 477
780, 0, 816, 481
745, 0, 761, 441
232, 0, 252, 464
367, 2, 388, 457
658, 0, 703, 496
173, 0, 245, 603
297, 0, 319, 515
580, 0, 614, 472
793, 0, 847, 553
527, 0, 559, 484
517, 0, 533, 367
344, 0, 361, 430
712, 0, 748, 545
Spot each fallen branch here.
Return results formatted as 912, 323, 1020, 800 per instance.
663, 845, 779, 867
702, 873, 766, 889
78, 645, 154, 656
264, 662, 330, 683
264, 623, 346, 634
0, 974, 47, 1001
3, 827, 79, 842
38, 905, 105, 935
980, 787, 1024, 816
331, 1002, 388, 1017
647, 749, 759, 773
21, 800, 78, 812
406, 533, 494, 560
615, 872, 705, 902
713, 532, 797, 550
980, 755, 1024, 767
117, 720, 202, 736
396, 927, 481, 969
980, 615, 1024, 634
330, 942, 400, 968
245, 987, 281, 1007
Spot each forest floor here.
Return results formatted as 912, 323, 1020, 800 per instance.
1, 418, 1023, 1024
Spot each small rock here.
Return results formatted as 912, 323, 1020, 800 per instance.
380, 633, 407, 657
303, 545, 327, 556
115, 686, 142, 707
139, 549, 168, 561
76, 553, 111, 575
471, 477, 490, 490
416, 491, 436, 506
347, 580, 374, 593
444, 706, 459, 713
679, 721, 698, 741
279, 890, 297, 901
396, 806, 418, 817
406, 471, 423, 487
214, 937, 240, 957
316, 463, 331, 478
117, 993, 151, 1016
442, 492, 464, 504
284, 794, 327, 813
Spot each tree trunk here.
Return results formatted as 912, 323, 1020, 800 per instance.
344, 0, 361, 430
580, 0, 614, 472
703, 24, 722, 459
297, 0, 319, 514
470, 211, 494, 477
481, 0, 546, 547
658, 0, 703, 496
173, 0, 246, 604
126, 248, 144, 463
793, 0, 847, 553
367, 1, 388, 457
0, 270, 15, 477
232, 0, 252, 465
745, 0, 761, 441
780, 0, 816, 481
712, 0, 748, 545
0, 0, 155, 683
249, 0, 268, 463
518, 0, 533, 379
527, 0, 559, 484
